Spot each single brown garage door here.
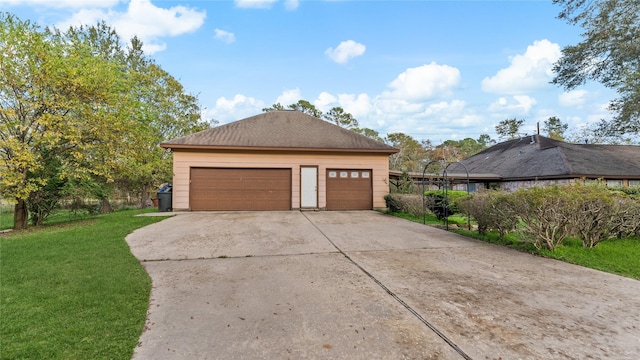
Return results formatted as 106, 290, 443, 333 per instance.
326, 169, 372, 210
190, 168, 291, 211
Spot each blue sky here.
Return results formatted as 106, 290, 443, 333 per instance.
1, 0, 616, 142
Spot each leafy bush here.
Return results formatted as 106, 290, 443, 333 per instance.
384, 194, 425, 218
458, 190, 517, 239
509, 186, 575, 250
566, 184, 617, 248
612, 196, 640, 238
384, 194, 403, 213
423, 190, 466, 220
460, 184, 640, 250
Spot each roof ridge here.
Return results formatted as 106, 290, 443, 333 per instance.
555, 145, 574, 174
161, 111, 398, 153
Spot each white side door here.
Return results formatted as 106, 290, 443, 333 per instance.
300, 167, 318, 208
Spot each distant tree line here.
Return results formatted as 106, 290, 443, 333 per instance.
267, 99, 640, 176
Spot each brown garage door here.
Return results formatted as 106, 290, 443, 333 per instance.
190, 168, 291, 211
326, 169, 372, 210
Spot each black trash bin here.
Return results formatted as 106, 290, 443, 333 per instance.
157, 184, 173, 212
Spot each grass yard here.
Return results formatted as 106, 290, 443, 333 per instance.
0, 204, 13, 230
541, 237, 640, 280
0, 209, 166, 359
389, 211, 640, 281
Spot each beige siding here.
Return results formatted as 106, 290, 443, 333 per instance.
172, 150, 390, 211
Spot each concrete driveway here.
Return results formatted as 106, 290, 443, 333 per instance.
126, 211, 640, 359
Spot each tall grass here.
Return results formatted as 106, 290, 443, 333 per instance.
1, 209, 164, 359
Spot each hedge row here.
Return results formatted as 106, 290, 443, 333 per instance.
458, 184, 640, 250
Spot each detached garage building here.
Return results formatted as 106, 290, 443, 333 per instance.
160, 111, 398, 211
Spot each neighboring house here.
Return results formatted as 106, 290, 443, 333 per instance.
160, 110, 398, 211
448, 135, 640, 191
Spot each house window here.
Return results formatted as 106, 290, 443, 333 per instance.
606, 179, 623, 187
629, 180, 640, 187
351, 171, 359, 178
340, 171, 348, 178
328, 171, 337, 178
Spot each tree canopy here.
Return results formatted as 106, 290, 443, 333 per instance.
552, 0, 640, 134
0, 13, 208, 229
543, 116, 569, 140
495, 118, 525, 140
263, 100, 371, 133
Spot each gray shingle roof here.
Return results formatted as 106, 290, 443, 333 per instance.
161, 110, 397, 153
451, 135, 640, 179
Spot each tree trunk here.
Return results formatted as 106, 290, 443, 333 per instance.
101, 198, 113, 214
140, 184, 150, 209
14, 199, 28, 230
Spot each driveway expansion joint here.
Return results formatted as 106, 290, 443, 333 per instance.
301, 212, 473, 360
139, 250, 342, 263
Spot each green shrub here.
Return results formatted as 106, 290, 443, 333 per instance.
566, 183, 617, 248
384, 194, 425, 218
612, 196, 640, 238
384, 194, 403, 213
423, 190, 466, 220
509, 186, 574, 250
460, 184, 640, 251
458, 190, 517, 239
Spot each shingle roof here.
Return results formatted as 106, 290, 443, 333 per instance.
450, 135, 640, 180
160, 110, 397, 153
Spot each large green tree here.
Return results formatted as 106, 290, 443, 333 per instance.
385, 133, 430, 172
0, 14, 208, 229
436, 135, 494, 162
543, 116, 569, 140
322, 107, 359, 129
552, 0, 640, 134
495, 118, 525, 140
0, 14, 135, 229
115, 37, 209, 207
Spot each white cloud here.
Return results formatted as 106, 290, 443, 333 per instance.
314, 92, 338, 111
275, 88, 302, 106
57, 8, 113, 30
311, 92, 375, 120
481, 39, 561, 94
423, 100, 465, 117
214, 29, 235, 44
325, 40, 366, 64
209, 94, 265, 123
336, 93, 374, 119
284, 0, 299, 10
374, 98, 424, 115
56, 0, 206, 54
513, 95, 537, 113
235, 0, 278, 9
420, 100, 482, 127
0, 0, 120, 8
488, 95, 537, 115
558, 89, 588, 107
383, 62, 461, 101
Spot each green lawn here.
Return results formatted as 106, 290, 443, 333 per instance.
541, 237, 640, 280
389, 211, 640, 281
0, 205, 13, 230
1, 209, 165, 359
